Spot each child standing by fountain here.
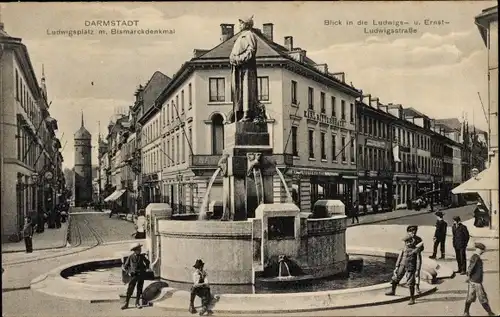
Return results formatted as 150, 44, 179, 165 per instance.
386, 233, 423, 305
190, 259, 217, 315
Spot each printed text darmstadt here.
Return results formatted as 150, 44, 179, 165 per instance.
84, 20, 140, 27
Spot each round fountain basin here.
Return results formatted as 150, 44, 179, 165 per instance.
62, 255, 395, 294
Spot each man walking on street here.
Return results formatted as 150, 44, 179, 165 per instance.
429, 211, 448, 259
452, 216, 470, 274
121, 242, 150, 310
22, 217, 34, 253
463, 242, 496, 316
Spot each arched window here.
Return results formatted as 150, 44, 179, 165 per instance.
211, 114, 224, 155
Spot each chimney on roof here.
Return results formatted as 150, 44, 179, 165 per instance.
284, 36, 293, 51
193, 49, 209, 58
220, 24, 235, 43
330, 72, 345, 83
315, 63, 328, 74
262, 23, 274, 41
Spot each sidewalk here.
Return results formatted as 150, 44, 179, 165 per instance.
348, 202, 477, 227
1, 222, 69, 254
458, 218, 499, 239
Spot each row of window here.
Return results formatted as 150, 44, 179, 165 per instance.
15, 69, 52, 151
141, 127, 193, 174
394, 153, 442, 175
290, 126, 355, 163
16, 119, 39, 168
15, 69, 41, 128
209, 77, 269, 102
161, 83, 193, 127
293, 80, 354, 122
393, 125, 431, 151
358, 147, 390, 171
358, 115, 390, 140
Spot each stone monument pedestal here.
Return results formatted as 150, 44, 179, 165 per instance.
222, 122, 276, 221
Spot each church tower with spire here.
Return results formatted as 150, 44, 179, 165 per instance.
73, 112, 92, 207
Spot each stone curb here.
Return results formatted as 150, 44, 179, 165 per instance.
29, 246, 446, 313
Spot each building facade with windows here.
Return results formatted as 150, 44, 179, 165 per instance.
402, 108, 434, 200
385, 105, 432, 208
356, 97, 394, 213
1, 22, 62, 238
136, 71, 172, 208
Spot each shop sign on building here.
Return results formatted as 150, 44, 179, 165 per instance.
303, 110, 346, 129
365, 139, 386, 149
291, 169, 339, 177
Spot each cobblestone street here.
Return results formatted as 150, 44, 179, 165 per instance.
68, 211, 137, 246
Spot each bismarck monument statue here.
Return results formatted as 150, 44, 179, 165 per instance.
218, 16, 276, 221
230, 15, 259, 123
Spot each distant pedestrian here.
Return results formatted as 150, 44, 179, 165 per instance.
407, 225, 424, 294
463, 242, 496, 316
385, 234, 423, 305
22, 217, 34, 253
351, 201, 359, 224
473, 202, 489, 228
135, 209, 146, 239
452, 216, 470, 275
429, 211, 448, 259
121, 243, 150, 310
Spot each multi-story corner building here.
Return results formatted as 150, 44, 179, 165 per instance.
1, 22, 62, 238
153, 23, 360, 214
136, 72, 172, 207
356, 97, 394, 212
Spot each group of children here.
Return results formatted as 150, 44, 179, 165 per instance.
387, 224, 496, 316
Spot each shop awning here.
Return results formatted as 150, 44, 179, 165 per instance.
452, 156, 498, 194
104, 189, 126, 202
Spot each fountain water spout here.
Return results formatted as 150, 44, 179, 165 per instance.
198, 167, 222, 220
278, 255, 293, 279
275, 167, 294, 203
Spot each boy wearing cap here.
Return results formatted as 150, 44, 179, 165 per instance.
430, 211, 448, 259
386, 232, 423, 305
121, 243, 150, 310
407, 225, 424, 294
463, 242, 496, 316
452, 216, 470, 274
190, 259, 216, 315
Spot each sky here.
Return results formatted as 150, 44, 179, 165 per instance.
1, 1, 495, 169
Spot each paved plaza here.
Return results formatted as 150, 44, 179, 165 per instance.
2, 204, 498, 316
